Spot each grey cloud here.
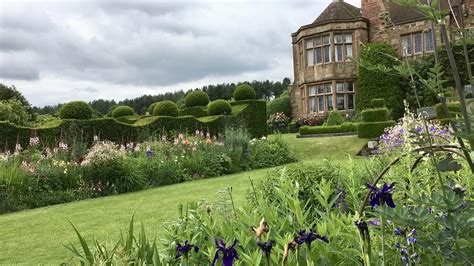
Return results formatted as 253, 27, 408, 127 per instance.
0, 65, 39, 80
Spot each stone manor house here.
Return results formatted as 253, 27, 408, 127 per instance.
290, 0, 473, 116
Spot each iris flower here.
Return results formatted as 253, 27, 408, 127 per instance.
294, 230, 329, 249
211, 239, 239, 266
367, 182, 396, 208
175, 240, 199, 259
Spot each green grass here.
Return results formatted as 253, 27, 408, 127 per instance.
0, 134, 367, 264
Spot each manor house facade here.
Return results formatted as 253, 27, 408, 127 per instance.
291, 0, 473, 116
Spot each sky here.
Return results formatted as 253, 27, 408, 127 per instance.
0, 0, 360, 106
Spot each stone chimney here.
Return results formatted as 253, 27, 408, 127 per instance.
361, 0, 387, 41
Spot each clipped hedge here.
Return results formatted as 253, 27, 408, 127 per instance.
0, 100, 268, 150
148, 102, 158, 115
153, 101, 179, 117
208, 100, 232, 116
299, 122, 357, 135
233, 84, 256, 101
267, 95, 291, 117
357, 121, 396, 139
184, 91, 210, 107
179, 106, 208, 118
371, 98, 386, 108
59, 101, 93, 120
361, 108, 389, 122
230, 100, 267, 138
434, 102, 461, 119
112, 105, 135, 118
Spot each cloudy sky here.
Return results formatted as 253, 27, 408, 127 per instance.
0, 0, 359, 106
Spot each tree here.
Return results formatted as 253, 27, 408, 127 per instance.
0, 98, 31, 125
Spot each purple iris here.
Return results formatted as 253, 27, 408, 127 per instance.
146, 148, 155, 159
211, 239, 239, 266
294, 230, 329, 248
257, 240, 275, 256
367, 182, 396, 208
175, 240, 199, 259
368, 219, 380, 227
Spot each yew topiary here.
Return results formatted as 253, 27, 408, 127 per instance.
153, 101, 179, 117
185, 91, 210, 107
233, 84, 256, 101
208, 100, 232, 115
112, 105, 135, 118
59, 101, 93, 120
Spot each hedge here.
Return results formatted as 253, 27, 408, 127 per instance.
179, 106, 208, 118
230, 100, 267, 138
233, 84, 256, 101
184, 91, 210, 107
434, 102, 461, 119
112, 106, 135, 118
371, 98, 386, 108
357, 121, 396, 139
59, 101, 93, 120
299, 122, 357, 135
153, 101, 179, 117
356, 43, 405, 119
208, 100, 232, 116
361, 108, 389, 122
1, 100, 267, 150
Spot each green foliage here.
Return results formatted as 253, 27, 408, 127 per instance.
0, 84, 30, 109
230, 100, 267, 138
0, 98, 30, 126
434, 102, 461, 119
207, 99, 232, 116
299, 122, 357, 135
370, 98, 386, 108
178, 106, 208, 118
357, 120, 396, 138
356, 43, 405, 118
153, 101, 179, 117
267, 95, 291, 117
147, 102, 157, 115
59, 101, 93, 120
184, 91, 210, 107
112, 105, 135, 118
326, 110, 345, 126
361, 108, 389, 122
233, 84, 256, 101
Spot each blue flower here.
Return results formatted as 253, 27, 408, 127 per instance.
368, 219, 380, 227
212, 239, 239, 266
145, 147, 155, 158
367, 182, 396, 208
175, 240, 199, 259
257, 240, 275, 257
294, 230, 329, 248
394, 227, 404, 236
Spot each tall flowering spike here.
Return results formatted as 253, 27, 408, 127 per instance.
211, 239, 239, 266
367, 182, 396, 208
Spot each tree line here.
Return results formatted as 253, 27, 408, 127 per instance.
27, 78, 291, 116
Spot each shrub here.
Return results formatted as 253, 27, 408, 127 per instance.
59, 101, 93, 120
242, 135, 296, 169
185, 91, 210, 107
296, 112, 327, 126
0, 98, 30, 126
267, 95, 291, 117
153, 101, 179, 117
361, 108, 389, 122
299, 122, 357, 135
111, 105, 135, 118
147, 102, 158, 115
267, 112, 289, 133
179, 106, 208, 118
371, 98, 386, 108
357, 120, 396, 138
233, 84, 256, 101
434, 102, 461, 119
356, 43, 405, 118
208, 100, 232, 115
230, 100, 267, 138
326, 110, 345, 126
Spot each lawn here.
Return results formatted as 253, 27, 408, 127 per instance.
0, 134, 367, 264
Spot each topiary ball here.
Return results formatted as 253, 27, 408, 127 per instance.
153, 100, 179, 117
148, 102, 158, 115
326, 110, 345, 126
208, 99, 232, 116
112, 105, 135, 118
233, 84, 256, 101
59, 101, 93, 120
185, 91, 210, 107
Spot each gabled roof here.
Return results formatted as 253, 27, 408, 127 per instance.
386, 0, 458, 25
313, 0, 362, 25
